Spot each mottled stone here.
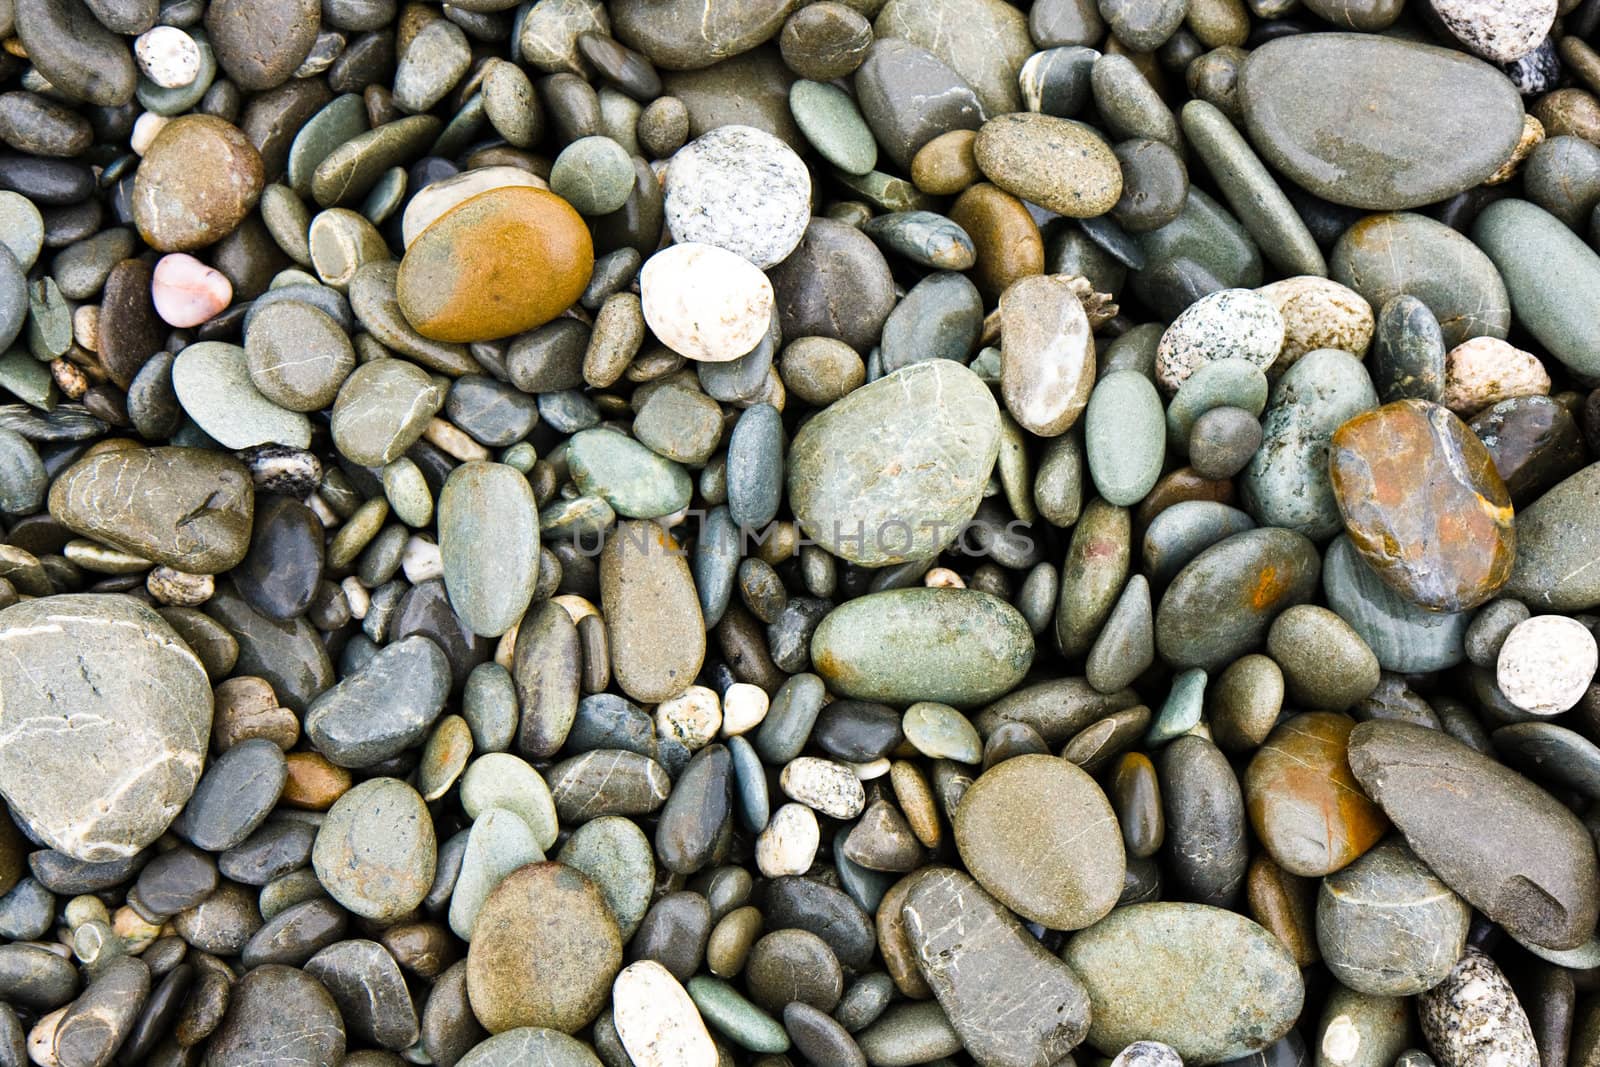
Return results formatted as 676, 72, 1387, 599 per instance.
311, 777, 436, 921
665, 125, 810, 268
788, 361, 999, 566
902, 867, 1091, 1067
1328, 399, 1514, 612
205, 964, 345, 1066
0, 595, 210, 862
974, 113, 1122, 218
1418, 950, 1539, 1067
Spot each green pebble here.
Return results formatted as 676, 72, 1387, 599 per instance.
550, 136, 636, 216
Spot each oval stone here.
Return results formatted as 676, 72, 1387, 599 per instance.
1245, 713, 1387, 877
466, 862, 621, 1034
810, 588, 1034, 707
1086, 370, 1167, 507
397, 186, 594, 343
1328, 399, 1514, 612
1062, 902, 1304, 1064
1242, 349, 1376, 540
999, 273, 1095, 436
172, 341, 313, 449
600, 520, 706, 704
1323, 535, 1468, 674
49, 446, 253, 574
205, 965, 345, 1066
1316, 838, 1470, 996
439, 462, 539, 638
974, 113, 1122, 218
1347, 720, 1600, 951
312, 777, 437, 922
1239, 33, 1524, 210
1471, 198, 1600, 378
1505, 463, 1600, 611
1154, 528, 1320, 670
305, 636, 450, 768
953, 754, 1124, 930
0, 594, 210, 862
788, 360, 1001, 567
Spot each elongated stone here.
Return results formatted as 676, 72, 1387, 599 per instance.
1471, 198, 1600, 378
600, 520, 705, 704
1347, 720, 1600, 950
304, 635, 450, 767
1505, 463, 1600, 611
902, 867, 1091, 1067
1155, 528, 1320, 670
439, 462, 539, 638
811, 589, 1034, 707
788, 361, 1000, 567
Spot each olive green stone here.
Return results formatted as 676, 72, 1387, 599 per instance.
1471, 198, 1600, 378
312, 777, 436, 922
550, 136, 635, 216
1330, 212, 1510, 348
1091, 53, 1181, 150
172, 341, 313, 449
1055, 497, 1131, 656
1155, 528, 1321, 670
330, 358, 445, 467
954, 754, 1124, 930
243, 301, 357, 411
1323, 535, 1468, 673
286, 93, 368, 199
687, 976, 790, 1054
1239, 33, 1525, 210
1134, 188, 1263, 321
810, 588, 1034, 707
568, 428, 693, 518
1062, 903, 1304, 1063
1167, 358, 1270, 445
1266, 605, 1380, 711
1181, 99, 1325, 277
610, 0, 792, 71
438, 462, 539, 638
1241, 348, 1377, 540
790, 80, 877, 176
901, 703, 981, 764
1085, 369, 1166, 506
313, 115, 442, 207
600, 520, 706, 704
557, 815, 654, 940
1504, 462, 1600, 610
49, 446, 254, 573
788, 360, 1000, 567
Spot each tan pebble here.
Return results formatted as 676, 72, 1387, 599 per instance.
755, 802, 820, 878
50, 358, 88, 399
656, 685, 722, 751
340, 576, 370, 620
401, 534, 443, 583
423, 417, 490, 461
924, 566, 966, 588
72, 306, 99, 352
1256, 276, 1375, 370
129, 112, 169, 156
1486, 115, 1545, 185
1442, 336, 1551, 415
146, 565, 215, 606
720, 683, 769, 737
639, 243, 775, 362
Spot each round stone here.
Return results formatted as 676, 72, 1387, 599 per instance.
1316, 838, 1471, 996
245, 301, 357, 411
205, 965, 345, 1066
1256, 276, 1374, 370
954, 754, 1124, 930
134, 26, 202, 88
0, 594, 211, 862
150, 253, 233, 329
1442, 337, 1550, 416
312, 777, 437, 922
466, 862, 622, 1034
550, 136, 636, 216
132, 115, 264, 251
788, 360, 1000, 566
1496, 615, 1598, 716
664, 125, 811, 269
396, 186, 594, 343
1156, 288, 1286, 394
330, 358, 445, 467
639, 243, 775, 363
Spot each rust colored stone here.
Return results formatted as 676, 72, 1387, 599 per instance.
281, 752, 353, 810
396, 186, 594, 343
1245, 712, 1388, 878
1245, 852, 1320, 967
1329, 398, 1514, 612
947, 182, 1043, 300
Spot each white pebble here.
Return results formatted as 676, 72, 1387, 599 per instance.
720, 682, 770, 737
755, 802, 819, 878
306, 493, 340, 528
664, 125, 812, 268
1497, 615, 1598, 715
640, 243, 775, 362
1155, 288, 1285, 395
780, 756, 866, 820
134, 26, 202, 89
847, 757, 892, 780
145, 565, 214, 607
612, 961, 718, 1067
341, 577, 370, 620
655, 685, 722, 750
401, 536, 444, 583
130, 112, 170, 156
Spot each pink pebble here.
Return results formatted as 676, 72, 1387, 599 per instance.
151, 253, 233, 328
